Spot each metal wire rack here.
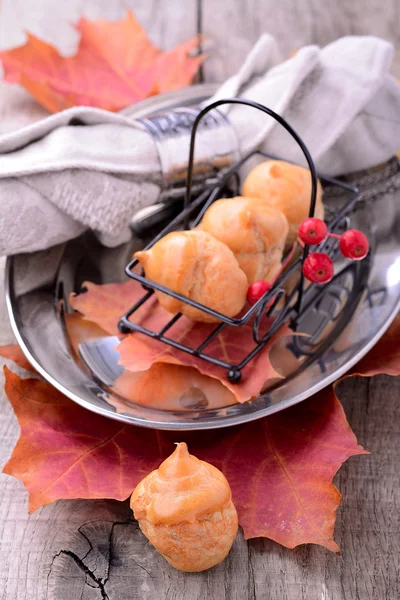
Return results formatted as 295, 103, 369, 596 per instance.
118, 98, 360, 383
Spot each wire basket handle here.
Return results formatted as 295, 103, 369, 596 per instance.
184, 98, 318, 218
184, 98, 319, 315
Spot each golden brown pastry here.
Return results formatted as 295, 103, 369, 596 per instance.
135, 230, 247, 322
201, 196, 289, 284
242, 160, 324, 247
130, 442, 238, 572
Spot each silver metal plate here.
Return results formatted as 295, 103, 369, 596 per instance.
5, 85, 400, 430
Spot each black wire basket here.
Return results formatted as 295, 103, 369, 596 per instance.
118, 98, 360, 383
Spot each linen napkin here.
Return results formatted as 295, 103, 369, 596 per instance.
0, 34, 399, 255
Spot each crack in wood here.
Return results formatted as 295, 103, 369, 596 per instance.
49, 549, 109, 600
247, 543, 256, 600
48, 519, 134, 600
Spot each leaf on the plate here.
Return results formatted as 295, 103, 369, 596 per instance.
0, 344, 36, 373
110, 363, 237, 411
64, 312, 110, 357
71, 279, 285, 403
64, 311, 237, 411
117, 320, 286, 404
3, 367, 366, 551
70, 280, 147, 337
0, 11, 204, 112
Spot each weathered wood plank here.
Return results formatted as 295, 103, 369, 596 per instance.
2, 0, 399, 78
0, 0, 197, 55
202, 0, 400, 80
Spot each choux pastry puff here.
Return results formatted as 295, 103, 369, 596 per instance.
200, 196, 289, 284
135, 230, 248, 322
130, 442, 238, 572
242, 160, 324, 247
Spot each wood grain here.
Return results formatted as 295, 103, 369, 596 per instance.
202, 0, 400, 80
0, 0, 197, 56
0, 1, 400, 599
2, 0, 399, 77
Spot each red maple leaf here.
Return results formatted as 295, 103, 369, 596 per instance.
2, 367, 366, 551
0, 11, 204, 112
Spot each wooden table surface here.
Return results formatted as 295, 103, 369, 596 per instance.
0, 2, 399, 599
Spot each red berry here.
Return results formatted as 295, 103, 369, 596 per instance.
339, 229, 369, 260
298, 218, 327, 245
303, 253, 334, 284
247, 280, 272, 305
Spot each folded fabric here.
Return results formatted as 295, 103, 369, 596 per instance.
0, 34, 399, 256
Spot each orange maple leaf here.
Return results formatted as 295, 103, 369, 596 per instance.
70, 279, 286, 403
0, 11, 204, 112
63, 311, 238, 411
0, 344, 36, 373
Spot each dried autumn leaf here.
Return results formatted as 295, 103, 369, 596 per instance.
207, 386, 367, 550
0, 11, 204, 112
110, 363, 237, 412
64, 311, 236, 411
64, 312, 109, 357
70, 280, 285, 403
117, 321, 285, 404
70, 280, 141, 336
349, 316, 400, 377
3, 367, 366, 550
3, 367, 159, 512
0, 344, 36, 373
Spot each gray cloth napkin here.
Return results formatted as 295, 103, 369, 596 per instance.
0, 34, 399, 256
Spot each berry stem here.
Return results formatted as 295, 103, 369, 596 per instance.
327, 232, 341, 240
271, 241, 299, 284
281, 241, 299, 271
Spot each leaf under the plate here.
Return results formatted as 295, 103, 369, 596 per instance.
0, 344, 36, 373
349, 316, 400, 377
2, 367, 366, 551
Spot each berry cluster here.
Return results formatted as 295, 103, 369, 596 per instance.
246, 218, 369, 305
298, 218, 369, 284
246, 280, 271, 305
